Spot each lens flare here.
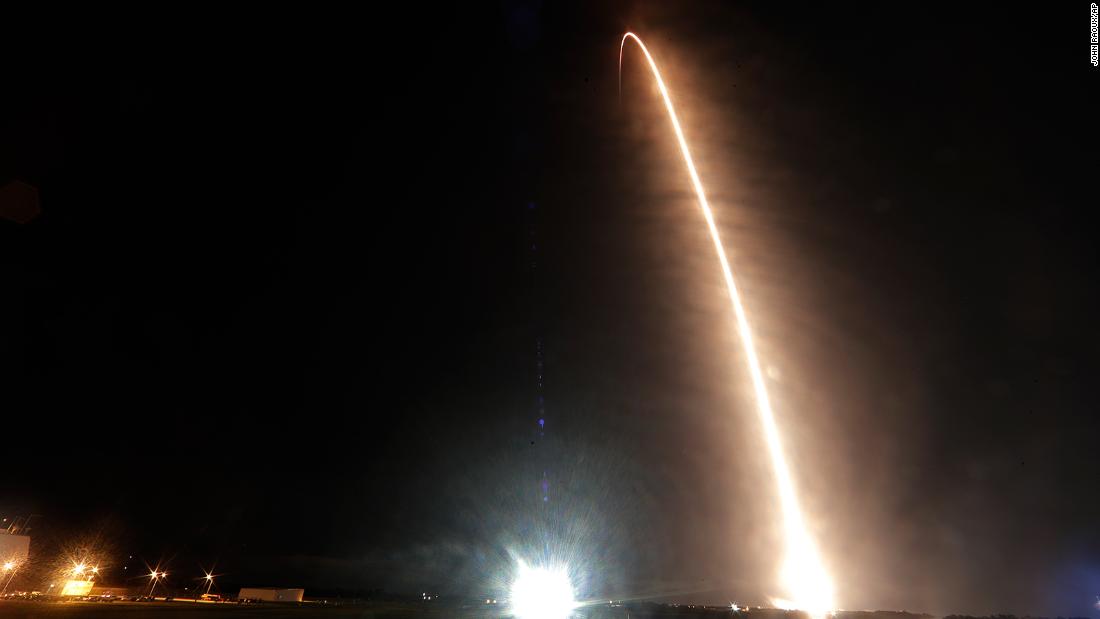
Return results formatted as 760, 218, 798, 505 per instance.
619, 32, 835, 617
509, 560, 577, 619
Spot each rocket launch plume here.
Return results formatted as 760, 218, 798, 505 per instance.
619, 32, 835, 617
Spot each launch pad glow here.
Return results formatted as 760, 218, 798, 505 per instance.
619, 32, 835, 617
510, 561, 577, 619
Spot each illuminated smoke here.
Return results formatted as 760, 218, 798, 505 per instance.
619, 32, 834, 617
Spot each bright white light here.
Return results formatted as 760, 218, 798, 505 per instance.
509, 561, 577, 619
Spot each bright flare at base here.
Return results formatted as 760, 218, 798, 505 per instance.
619, 32, 835, 616
510, 561, 577, 619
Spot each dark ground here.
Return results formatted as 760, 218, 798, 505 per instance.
0, 600, 435, 619
0, 601, 1079, 619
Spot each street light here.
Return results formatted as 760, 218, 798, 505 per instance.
148, 570, 163, 597
1, 560, 20, 595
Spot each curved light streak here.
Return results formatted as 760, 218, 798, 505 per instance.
619, 32, 834, 617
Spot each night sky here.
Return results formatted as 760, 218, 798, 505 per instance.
2, 3, 1098, 616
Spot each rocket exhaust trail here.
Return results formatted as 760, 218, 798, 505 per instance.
618, 32, 834, 617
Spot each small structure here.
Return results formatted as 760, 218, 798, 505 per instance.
238, 587, 304, 602
60, 580, 94, 596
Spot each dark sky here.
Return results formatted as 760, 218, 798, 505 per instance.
2, 2, 1097, 616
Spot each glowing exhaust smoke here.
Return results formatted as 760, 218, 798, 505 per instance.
619, 32, 834, 617
509, 561, 577, 619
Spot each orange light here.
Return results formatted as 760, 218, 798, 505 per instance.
620, 32, 835, 617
